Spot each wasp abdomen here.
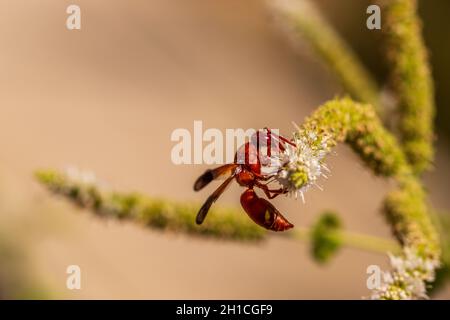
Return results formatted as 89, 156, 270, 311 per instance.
240, 189, 294, 232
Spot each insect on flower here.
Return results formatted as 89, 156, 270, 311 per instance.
193, 128, 296, 231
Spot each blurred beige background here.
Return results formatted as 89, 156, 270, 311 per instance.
0, 0, 449, 299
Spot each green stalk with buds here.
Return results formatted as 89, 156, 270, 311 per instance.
35, 0, 446, 300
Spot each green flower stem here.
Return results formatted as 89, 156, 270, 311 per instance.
35, 170, 266, 242
292, 227, 401, 255
270, 0, 381, 112
35, 97, 440, 298
35, 169, 399, 259
297, 98, 439, 263
378, 0, 435, 174
287, 97, 440, 298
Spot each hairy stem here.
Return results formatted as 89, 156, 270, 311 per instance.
284, 97, 440, 298
35, 170, 265, 242
378, 0, 435, 174
36, 169, 399, 259
299, 98, 438, 259
270, 0, 381, 112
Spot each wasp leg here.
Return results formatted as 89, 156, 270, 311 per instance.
255, 181, 288, 199
263, 127, 296, 148
250, 128, 294, 158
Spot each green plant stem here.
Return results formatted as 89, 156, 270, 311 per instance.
34, 170, 266, 242
296, 98, 439, 261
292, 227, 400, 255
378, 0, 435, 174
270, 0, 381, 113
275, 96, 440, 297
36, 169, 400, 259
35, 96, 441, 298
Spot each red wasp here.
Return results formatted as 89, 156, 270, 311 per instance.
193, 128, 296, 231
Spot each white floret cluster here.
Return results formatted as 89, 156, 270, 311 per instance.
273, 128, 331, 202
371, 247, 440, 300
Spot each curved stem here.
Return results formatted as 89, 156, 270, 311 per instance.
283, 97, 440, 298
270, 0, 381, 113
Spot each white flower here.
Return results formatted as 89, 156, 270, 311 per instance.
272, 128, 331, 202
371, 247, 440, 300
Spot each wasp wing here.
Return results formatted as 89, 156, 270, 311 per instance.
195, 173, 236, 225
193, 163, 238, 191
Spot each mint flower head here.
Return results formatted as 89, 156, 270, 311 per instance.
371, 248, 440, 300
274, 125, 332, 202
